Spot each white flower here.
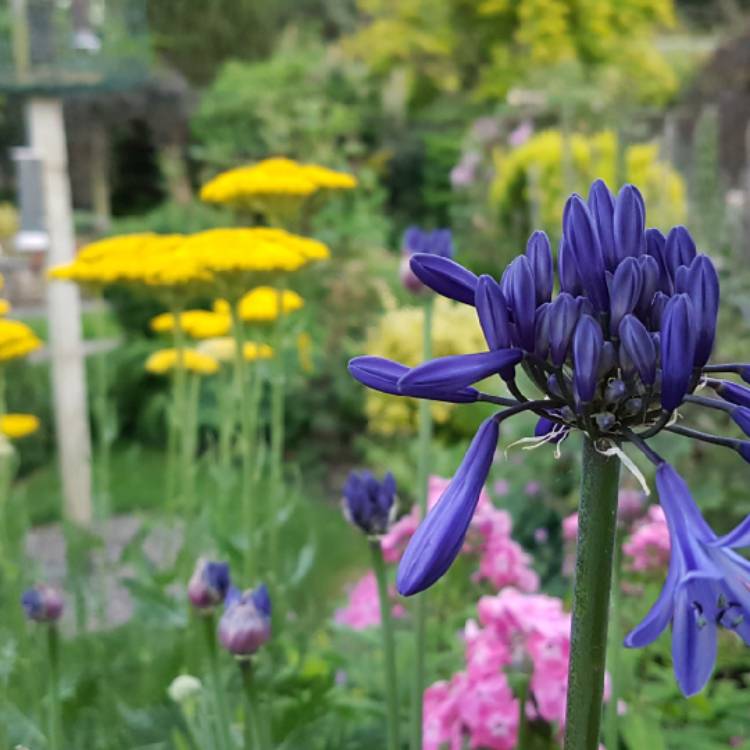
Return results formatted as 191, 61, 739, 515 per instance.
167, 674, 203, 704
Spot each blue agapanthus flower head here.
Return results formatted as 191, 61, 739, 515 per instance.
342, 470, 397, 537
349, 178, 750, 694
400, 227, 454, 293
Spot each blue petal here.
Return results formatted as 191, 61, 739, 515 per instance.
686, 255, 719, 367
409, 254, 478, 305
672, 581, 718, 697
659, 294, 697, 411
665, 226, 697, 273
613, 184, 646, 262
588, 179, 616, 269
525, 231, 554, 304
710, 514, 750, 549
572, 315, 603, 403
397, 417, 499, 595
558, 237, 582, 296
609, 256, 643, 333
506, 256, 537, 351
348, 356, 407, 395
619, 314, 656, 385
398, 349, 522, 393
624, 558, 679, 648
475, 275, 512, 350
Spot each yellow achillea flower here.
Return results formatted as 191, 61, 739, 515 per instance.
196, 337, 274, 363
0, 300, 10, 316
0, 413, 40, 439
145, 348, 220, 376
200, 157, 356, 206
214, 286, 304, 323
296, 332, 314, 373
0, 319, 42, 362
150, 310, 231, 339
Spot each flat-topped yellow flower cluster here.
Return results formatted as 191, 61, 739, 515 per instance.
49, 228, 329, 292
145, 348, 221, 376
0, 319, 42, 362
0, 413, 39, 439
200, 157, 357, 206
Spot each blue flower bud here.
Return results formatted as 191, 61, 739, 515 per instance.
188, 558, 231, 610
731, 407, 750, 438
594, 411, 616, 431
619, 314, 657, 385
588, 179, 616, 269
475, 275, 512, 350
548, 293, 580, 366
613, 184, 646, 262
534, 415, 567, 443
605, 379, 627, 403
645, 227, 672, 293
21, 584, 64, 623
650, 291, 669, 330
397, 417, 499, 595
563, 195, 609, 312
348, 356, 480, 403
219, 585, 271, 657
342, 470, 397, 536
398, 349, 523, 392
409, 254, 478, 305
598, 341, 617, 378
609, 257, 643, 333
534, 302, 551, 358
558, 237, 582, 296
664, 226, 697, 274
685, 255, 719, 367
505, 256, 537, 351
660, 294, 697, 411
525, 231, 553, 304
711, 380, 750, 409
636, 254, 660, 318
572, 315, 604, 403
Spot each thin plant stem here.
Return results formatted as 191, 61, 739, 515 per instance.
411, 295, 433, 750
201, 612, 233, 750
168, 305, 187, 510
564, 437, 621, 750
183, 373, 201, 513
46, 625, 63, 750
268, 292, 286, 578
370, 541, 400, 750
217, 367, 236, 513
605, 534, 623, 750
91, 295, 112, 520
517, 674, 530, 750
230, 304, 257, 579
240, 660, 267, 750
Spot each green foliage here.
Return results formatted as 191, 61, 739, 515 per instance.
345, 0, 678, 108
192, 35, 376, 168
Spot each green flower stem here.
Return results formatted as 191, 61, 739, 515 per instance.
517, 674, 530, 750
268, 292, 286, 577
201, 612, 233, 750
91, 294, 112, 519
230, 304, 257, 579
217, 367, 235, 510
564, 437, 621, 750
604, 536, 623, 750
46, 625, 63, 750
411, 295, 433, 750
240, 660, 267, 750
182, 372, 201, 512
370, 541, 400, 750
168, 305, 188, 511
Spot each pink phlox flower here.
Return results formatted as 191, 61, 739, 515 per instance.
622, 505, 670, 573
334, 572, 404, 631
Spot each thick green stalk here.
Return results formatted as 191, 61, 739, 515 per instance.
240, 661, 267, 750
604, 537, 623, 750
91, 295, 112, 520
201, 613, 233, 750
411, 296, 433, 750
46, 625, 63, 750
371, 541, 400, 750
517, 674, 529, 750
564, 438, 621, 750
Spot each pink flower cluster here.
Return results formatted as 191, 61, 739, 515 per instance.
381, 476, 538, 592
622, 505, 670, 573
424, 588, 587, 749
334, 572, 405, 631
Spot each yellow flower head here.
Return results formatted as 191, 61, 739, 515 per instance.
196, 337, 274, 363
0, 413, 40, 439
200, 157, 357, 206
214, 286, 304, 323
0, 319, 42, 362
145, 348, 220, 376
150, 310, 231, 339
0, 300, 11, 316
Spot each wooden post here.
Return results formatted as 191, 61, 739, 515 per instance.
28, 97, 92, 525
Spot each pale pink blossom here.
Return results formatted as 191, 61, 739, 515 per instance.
622, 505, 670, 573
334, 572, 405, 630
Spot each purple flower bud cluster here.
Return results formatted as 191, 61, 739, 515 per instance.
21, 584, 64, 623
342, 470, 397, 537
349, 179, 750, 696
218, 584, 272, 657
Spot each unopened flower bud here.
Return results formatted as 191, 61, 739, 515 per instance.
188, 558, 231, 611
218, 585, 272, 657
21, 584, 64, 622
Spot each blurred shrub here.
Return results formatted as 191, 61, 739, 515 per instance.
0, 202, 18, 240
192, 34, 377, 168
345, 0, 677, 108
